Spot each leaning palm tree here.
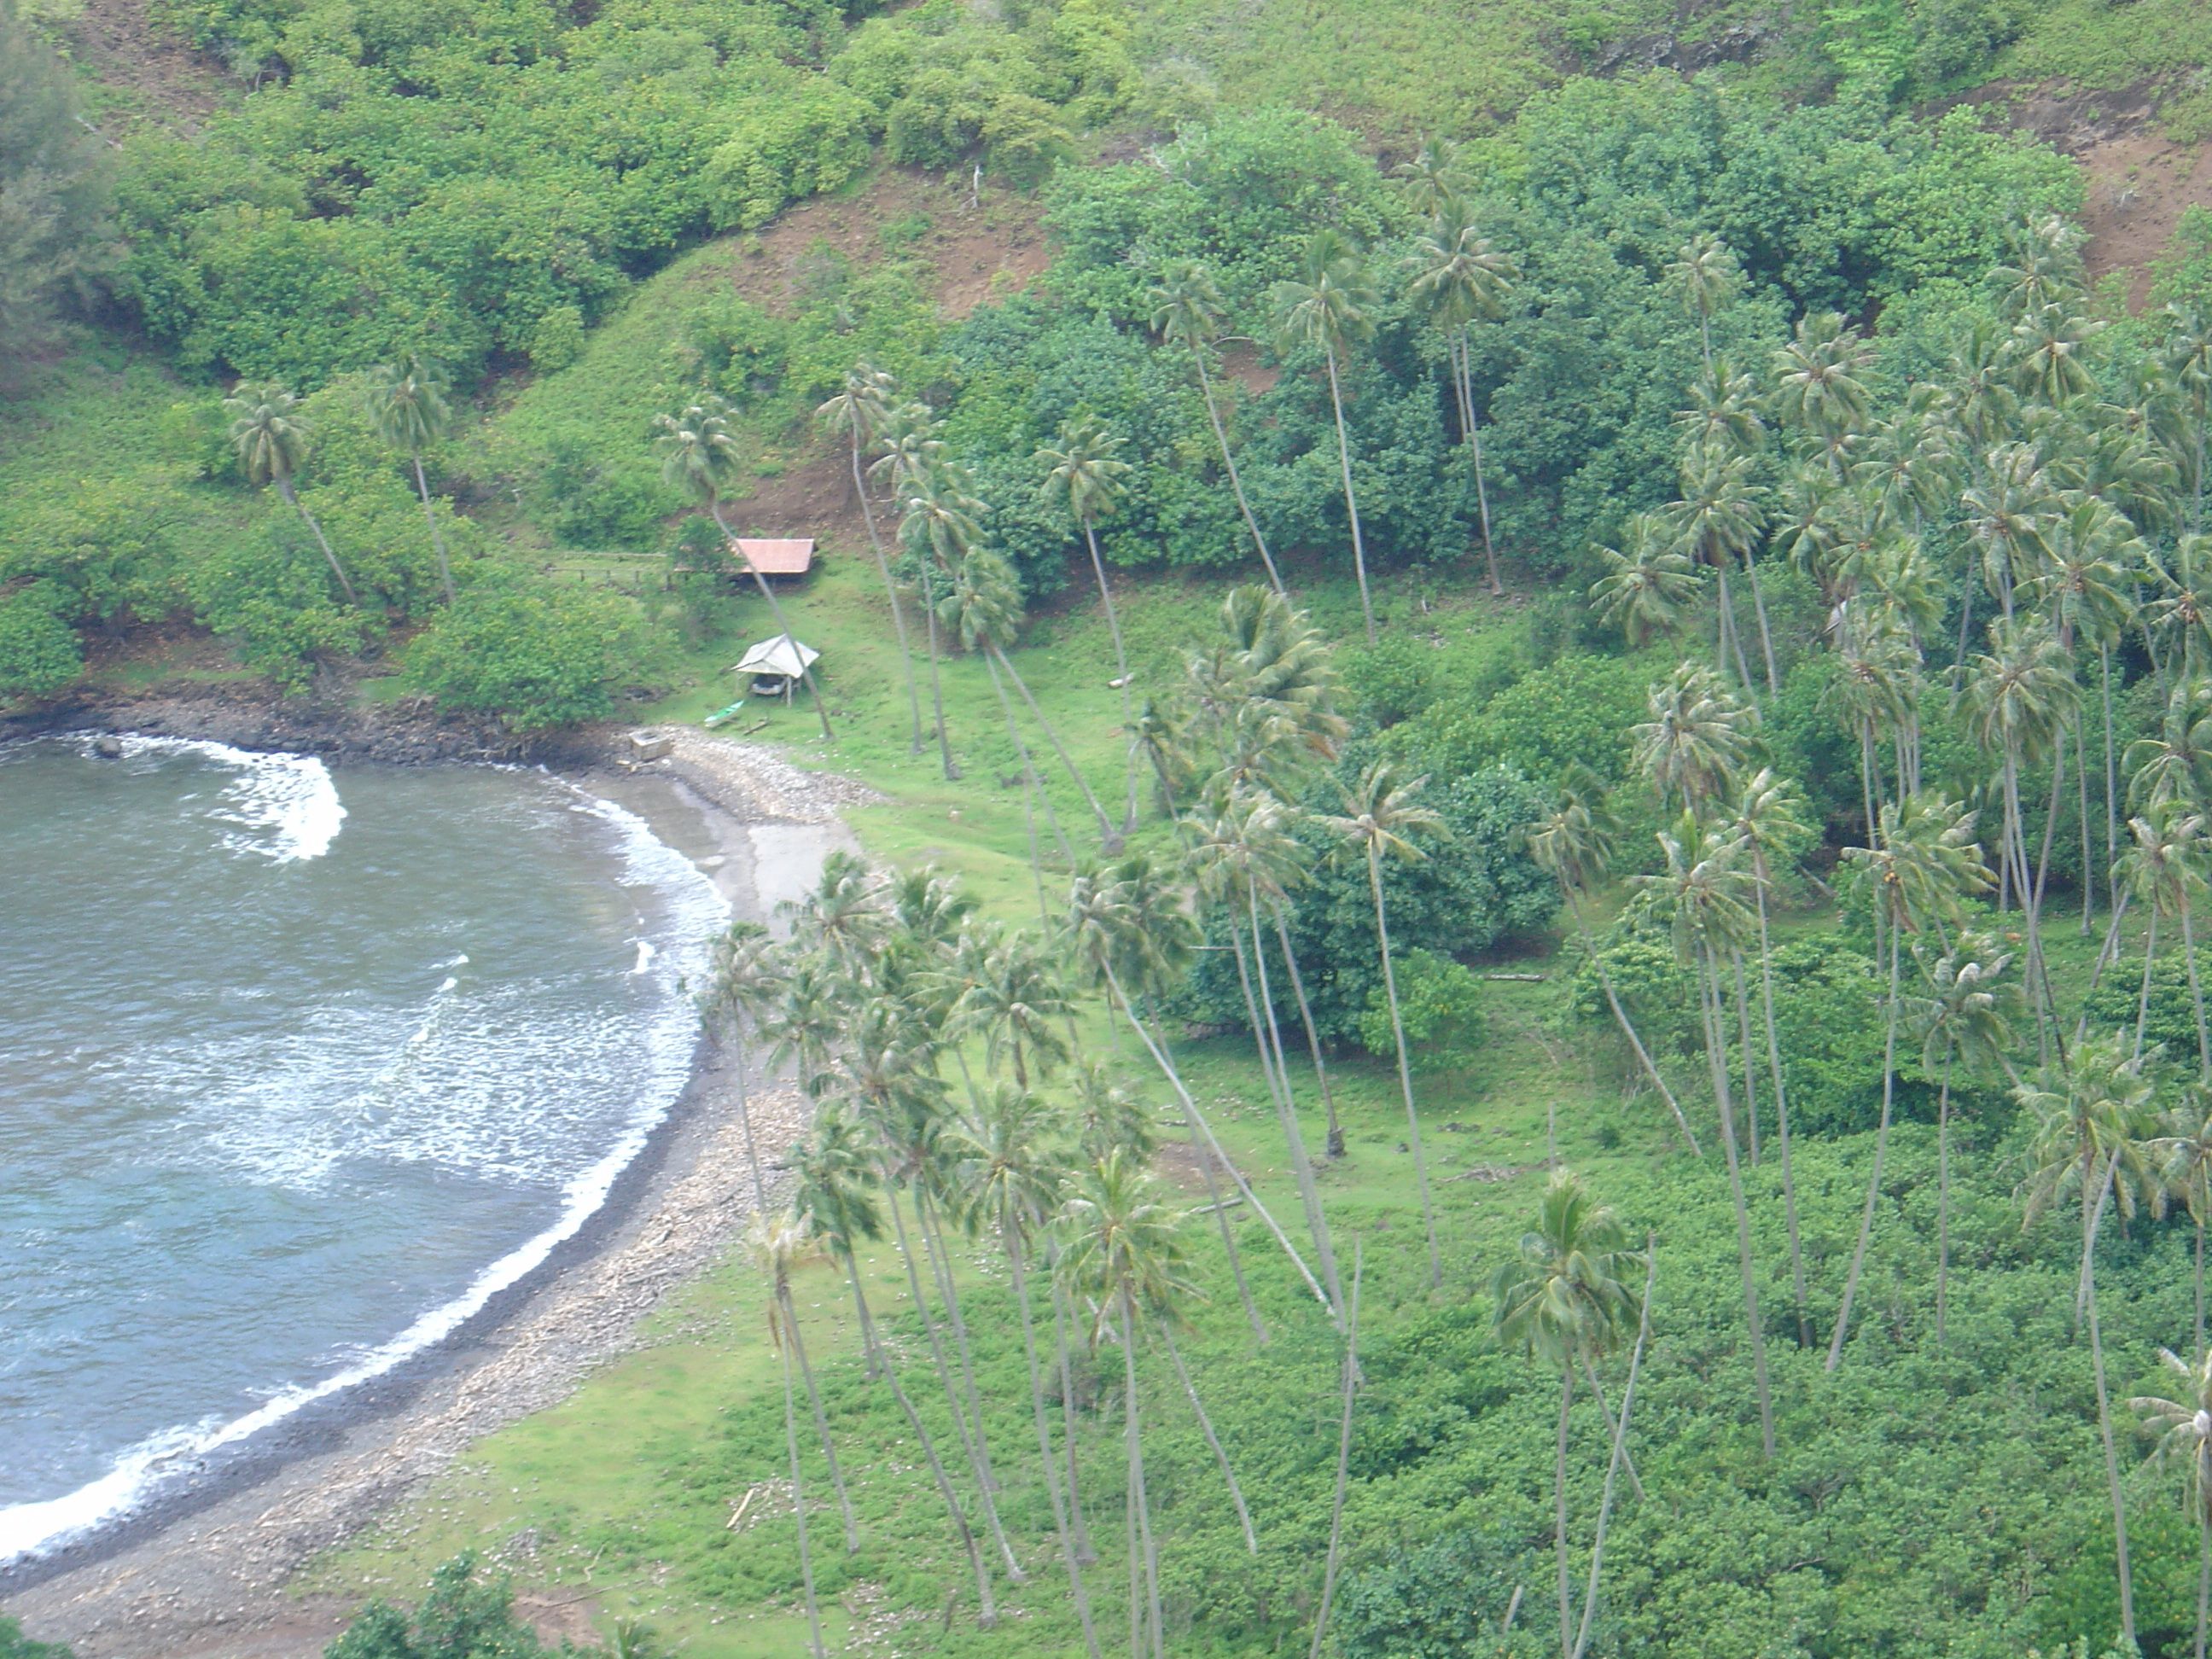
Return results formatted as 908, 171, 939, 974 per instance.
1627, 812, 1773, 1458
1493, 1169, 1647, 1659
655, 394, 834, 741
1271, 230, 1382, 643
1830, 793, 1993, 1371
1039, 416, 1140, 831
2020, 1034, 2162, 1651
1526, 765, 1703, 1155
696, 919, 785, 1210
2157, 1091, 2212, 1360
818, 364, 923, 754
1058, 1150, 1202, 1659
1668, 439, 1774, 695
365, 356, 456, 606
1322, 763, 1447, 1286
2121, 802, 2212, 1071
1404, 202, 1517, 594
2133, 1347, 2212, 1659
745, 1212, 833, 1659
947, 1083, 1101, 1659
224, 381, 358, 605
789, 1111, 999, 1628
1669, 232, 1742, 375
1148, 260, 1281, 592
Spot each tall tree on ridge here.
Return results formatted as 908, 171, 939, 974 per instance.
1272, 229, 1381, 643
224, 383, 358, 606
366, 356, 456, 607
818, 364, 924, 755
1039, 415, 1140, 833
1148, 261, 1283, 593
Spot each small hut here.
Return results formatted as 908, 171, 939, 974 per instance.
732, 538, 814, 579
732, 635, 820, 701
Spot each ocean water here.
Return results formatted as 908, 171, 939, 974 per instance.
0, 736, 725, 1562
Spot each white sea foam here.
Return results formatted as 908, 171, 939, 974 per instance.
103, 736, 346, 864
0, 774, 728, 1566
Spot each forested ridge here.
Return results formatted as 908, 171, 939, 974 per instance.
17, 0, 2212, 1654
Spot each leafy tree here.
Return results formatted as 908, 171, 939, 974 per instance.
0, 0, 108, 383
403, 579, 638, 732
0, 585, 83, 699
324, 1553, 582, 1658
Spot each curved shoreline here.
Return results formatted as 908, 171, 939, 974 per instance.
0, 712, 867, 1658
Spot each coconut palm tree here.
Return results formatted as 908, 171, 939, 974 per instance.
939, 545, 1123, 852
1039, 416, 1140, 830
1908, 934, 2021, 1347
655, 394, 834, 741
949, 923, 1074, 1090
1322, 762, 1447, 1286
1526, 765, 1703, 1155
1627, 812, 1773, 1457
2020, 1035, 2162, 1651
2133, 1347, 2212, 1659
1058, 1150, 1202, 1659
1716, 768, 1813, 1336
745, 1212, 830, 1659
1272, 230, 1382, 643
2121, 802, 2212, 1070
947, 1082, 1100, 1659
1185, 788, 1343, 1314
1669, 232, 1741, 375
697, 919, 785, 1210
1404, 201, 1517, 594
1493, 1168, 1647, 1659
1633, 663, 1755, 818
223, 381, 358, 605
1830, 793, 1993, 1371
1771, 311, 1874, 481
365, 356, 455, 606
818, 364, 923, 754
2157, 1092, 2212, 1361
789, 1110, 999, 1628
1590, 515, 1706, 649
1668, 439, 1774, 694
1147, 261, 1282, 592
2167, 306, 2212, 536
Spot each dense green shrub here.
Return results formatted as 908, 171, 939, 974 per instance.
403, 577, 646, 731
0, 0, 110, 381
0, 1613, 74, 1659
325, 1553, 591, 1658
0, 584, 84, 698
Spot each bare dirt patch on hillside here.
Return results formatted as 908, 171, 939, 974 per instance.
65, 0, 230, 133
2078, 130, 2212, 310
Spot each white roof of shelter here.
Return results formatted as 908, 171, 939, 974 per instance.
733, 636, 821, 677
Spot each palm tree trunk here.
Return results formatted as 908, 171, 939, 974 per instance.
1828, 913, 1903, 1371
1455, 328, 1504, 597
1193, 354, 1284, 593
1121, 1290, 1167, 1659
783, 1286, 857, 1553
2186, 900, 2210, 1075
275, 476, 358, 606
1307, 1242, 1362, 1659
1272, 901, 1345, 1159
993, 643, 1121, 852
2139, 912, 2163, 1062
708, 501, 835, 742
1563, 885, 1703, 1155
1571, 1243, 1656, 1659
919, 1191, 1016, 1535
2197, 1492, 2209, 1659
923, 568, 960, 778
1751, 867, 1809, 1342
1161, 1324, 1255, 1552
847, 1270, 998, 1626
887, 1189, 1024, 1580
1368, 844, 1441, 1288
1324, 346, 1377, 645
1005, 1223, 1100, 1659
1700, 951, 1775, 1459
1554, 1367, 1575, 1659
411, 456, 454, 607
1732, 951, 1761, 1165
1081, 520, 1140, 834
1937, 1056, 1953, 1348
1743, 552, 1780, 698
850, 434, 923, 754
725, 1032, 767, 1214
1243, 894, 1343, 1312
1104, 958, 1330, 1311
1051, 1272, 1100, 1565
774, 1296, 829, 1659
2086, 1157, 2139, 1648
2104, 646, 2122, 919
